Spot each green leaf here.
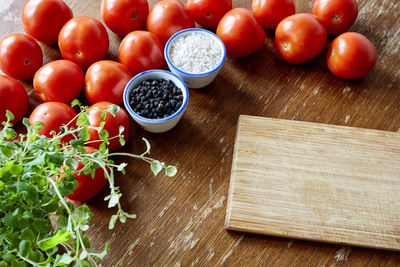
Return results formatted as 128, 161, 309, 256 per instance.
109, 215, 118, 229
99, 129, 109, 141
70, 139, 85, 148
33, 121, 44, 130
142, 138, 151, 155
22, 118, 31, 128
108, 105, 119, 116
77, 113, 89, 127
10, 164, 23, 175
166, 166, 177, 177
55, 253, 74, 266
82, 236, 91, 249
71, 99, 81, 107
91, 242, 110, 260
119, 136, 126, 146
5, 110, 14, 121
76, 205, 92, 220
0, 180, 4, 191
99, 142, 107, 154
99, 121, 106, 130
2, 213, 18, 228
125, 213, 137, 219
48, 153, 65, 166
79, 127, 90, 142
21, 228, 36, 241
108, 193, 120, 208
2, 254, 16, 262
100, 111, 107, 120
119, 125, 125, 135
117, 163, 127, 173
19, 240, 31, 257
79, 250, 88, 260
42, 197, 59, 213
150, 160, 162, 177
10, 260, 26, 267
65, 158, 79, 172
25, 153, 45, 166
119, 213, 126, 223
0, 144, 12, 157
4, 128, 16, 140
37, 230, 71, 251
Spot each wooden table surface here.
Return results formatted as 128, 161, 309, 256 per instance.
1, 0, 400, 266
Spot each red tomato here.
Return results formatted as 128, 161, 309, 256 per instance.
58, 16, 109, 69
34, 60, 84, 104
252, 0, 295, 29
29, 102, 77, 142
187, 0, 232, 29
22, 0, 73, 44
327, 32, 376, 79
275, 13, 327, 64
0, 75, 29, 123
0, 33, 43, 80
119, 31, 164, 75
85, 60, 132, 105
66, 146, 108, 202
147, 0, 195, 44
216, 8, 265, 58
312, 0, 358, 35
101, 0, 149, 36
87, 102, 130, 152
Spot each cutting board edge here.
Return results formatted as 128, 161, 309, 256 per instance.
225, 115, 245, 230
225, 224, 400, 252
239, 115, 400, 137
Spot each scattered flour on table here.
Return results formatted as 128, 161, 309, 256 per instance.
169, 32, 222, 74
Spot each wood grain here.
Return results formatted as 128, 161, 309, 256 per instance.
226, 115, 400, 250
1, 0, 400, 266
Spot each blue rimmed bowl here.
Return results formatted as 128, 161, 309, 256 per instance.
164, 28, 226, 89
123, 69, 189, 133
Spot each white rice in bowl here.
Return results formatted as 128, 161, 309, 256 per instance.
169, 32, 222, 74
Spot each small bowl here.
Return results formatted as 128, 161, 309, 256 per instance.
165, 28, 226, 89
123, 69, 189, 133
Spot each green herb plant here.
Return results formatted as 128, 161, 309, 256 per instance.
0, 100, 177, 267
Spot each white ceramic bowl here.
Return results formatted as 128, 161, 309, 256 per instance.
164, 28, 226, 89
123, 69, 189, 133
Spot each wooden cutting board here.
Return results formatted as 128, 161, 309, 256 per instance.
225, 115, 400, 251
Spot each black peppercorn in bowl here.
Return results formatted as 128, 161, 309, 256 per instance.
123, 69, 189, 133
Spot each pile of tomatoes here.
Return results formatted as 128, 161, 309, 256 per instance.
0, 0, 379, 200
0, 0, 378, 124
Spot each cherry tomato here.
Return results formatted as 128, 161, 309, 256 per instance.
327, 32, 376, 79
187, 0, 232, 29
34, 60, 84, 104
312, 0, 358, 35
0, 75, 29, 123
22, 0, 73, 44
147, 0, 195, 44
0, 33, 43, 80
58, 16, 109, 69
101, 0, 149, 36
65, 146, 108, 202
85, 60, 132, 105
87, 102, 130, 152
119, 31, 164, 75
252, 0, 295, 29
216, 8, 265, 58
275, 13, 327, 64
29, 102, 77, 142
